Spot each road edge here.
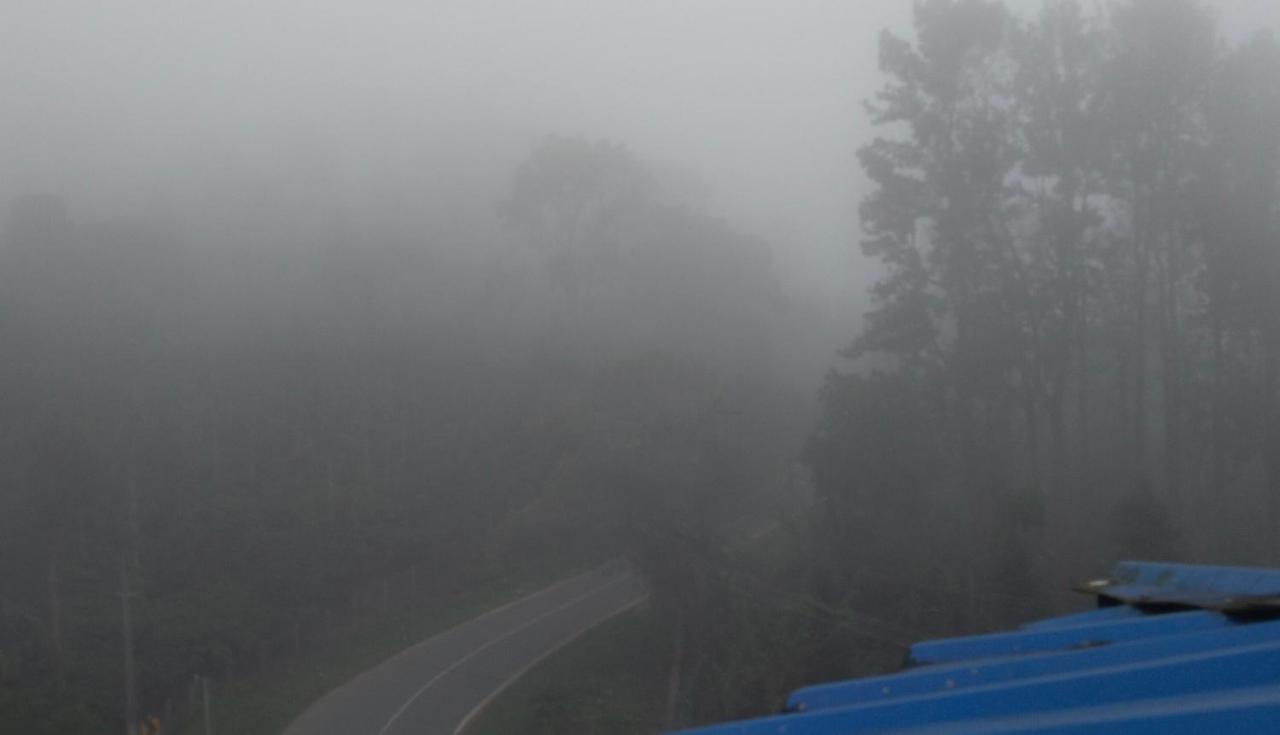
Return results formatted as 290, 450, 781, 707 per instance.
451, 592, 651, 735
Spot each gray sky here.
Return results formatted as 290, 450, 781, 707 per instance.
3, 1, 1279, 313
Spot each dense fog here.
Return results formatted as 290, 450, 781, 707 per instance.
3, 2, 1280, 733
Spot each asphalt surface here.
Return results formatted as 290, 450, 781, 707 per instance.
282, 564, 648, 735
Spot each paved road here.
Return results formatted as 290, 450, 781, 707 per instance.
283, 564, 648, 735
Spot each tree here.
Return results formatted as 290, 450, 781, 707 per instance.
854, 0, 1026, 584
1097, 0, 1216, 505
1012, 0, 1107, 504
1198, 31, 1280, 533
499, 136, 655, 307
498, 138, 806, 728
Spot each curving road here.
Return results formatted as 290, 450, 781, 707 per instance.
283, 564, 648, 735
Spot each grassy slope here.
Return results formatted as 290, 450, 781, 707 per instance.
464, 607, 671, 735
463, 522, 917, 735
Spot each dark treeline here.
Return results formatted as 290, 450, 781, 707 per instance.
0, 139, 818, 732
651, 0, 1280, 730
806, 0, 1280, 651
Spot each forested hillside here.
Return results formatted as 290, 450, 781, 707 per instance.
472, 2, 1280, 731
0, 140, 817, 733
808, 0, 1280, 650
3, 1, 1279, 733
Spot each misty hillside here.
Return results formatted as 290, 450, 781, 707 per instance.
2, 1, 1280, 733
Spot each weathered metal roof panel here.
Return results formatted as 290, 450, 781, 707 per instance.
905, 609, 1233, 666
672, 561, 1280, 735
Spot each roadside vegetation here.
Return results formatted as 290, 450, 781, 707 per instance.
465, 610, 670, 735
466, 524, 909, 734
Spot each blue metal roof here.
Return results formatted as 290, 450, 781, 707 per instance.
671, 562, 1280, 734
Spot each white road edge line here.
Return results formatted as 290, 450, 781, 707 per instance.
287, 563, 623, 728
376, 573, 634, 735
450, 591, 651, 735
393, 562, 624, 659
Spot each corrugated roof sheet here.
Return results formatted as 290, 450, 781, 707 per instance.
672, 561, 1280, 734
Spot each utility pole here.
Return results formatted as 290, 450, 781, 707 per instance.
202, 676, 213, 735
120, 557, 138, 735
127, 463, 142, 570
